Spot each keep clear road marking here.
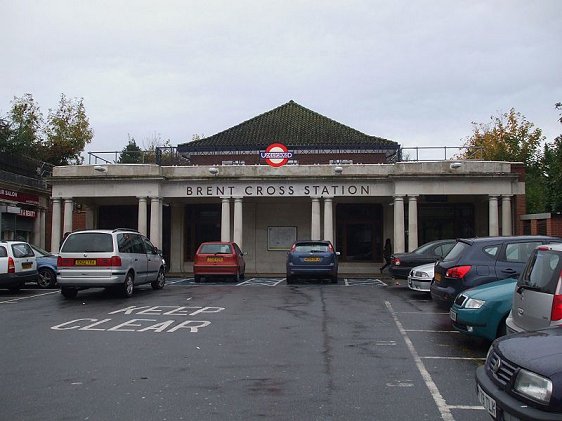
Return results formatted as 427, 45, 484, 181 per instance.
385, 300, 455, 421
0, 290, 59, 304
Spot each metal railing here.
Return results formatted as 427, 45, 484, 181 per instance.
86, 146, 483, 166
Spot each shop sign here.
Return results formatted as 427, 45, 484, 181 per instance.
260, 143, 293, 167
19, 209, 36, 218
0, 188, 40, 205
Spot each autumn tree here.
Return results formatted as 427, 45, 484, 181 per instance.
542, 103, 562, 212
460, 108, 547, 213
43, 94, 94, 165
0, 94, 43, 155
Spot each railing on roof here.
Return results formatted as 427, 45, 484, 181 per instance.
0, 153, 53, 190
86, 146, 482, 166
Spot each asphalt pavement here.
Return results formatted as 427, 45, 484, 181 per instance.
0, 275, 491, 421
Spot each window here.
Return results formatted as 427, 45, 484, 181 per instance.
62, 233, 113, 253
483, 245, 499, 258
504, 242, 541, 263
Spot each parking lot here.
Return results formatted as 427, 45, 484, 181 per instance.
0, 276, 490, 421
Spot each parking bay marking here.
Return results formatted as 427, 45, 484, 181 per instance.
0, 290, 59, 304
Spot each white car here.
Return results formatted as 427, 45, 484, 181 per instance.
0, 240, 38, 291
407, 262, 434, 293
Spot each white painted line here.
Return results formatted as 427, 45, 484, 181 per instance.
399, 312, 450, 315
272, 279, 285, 286
385, 301, 454, 421
405, 329, 458, 333
167, 279, 187, 285
421, 356, 486, 361
236, 279, 251, 286
448, 405, 485, 410
0, 290, 59, 304
344, 278, 349, 286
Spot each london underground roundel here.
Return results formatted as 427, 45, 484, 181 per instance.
260, 143, 293, 167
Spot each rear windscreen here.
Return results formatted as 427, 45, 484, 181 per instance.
294, 244, 330, 253
199, 244, 232, 254
442, 242, 469, 262
11, 243, 34, 258
61, 233, 114, 253
519, 250, 562, 293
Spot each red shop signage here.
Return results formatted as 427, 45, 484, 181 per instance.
0, 188, 40, 205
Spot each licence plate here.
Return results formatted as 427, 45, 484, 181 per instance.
75, 259, 96, 266
434, 272, 442, 282
477, 384, 496, 418
304, 257, 321, 262
22, 262, 32, 269
450, 309, 457, 322
207, 257, 224, 263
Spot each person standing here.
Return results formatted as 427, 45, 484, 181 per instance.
380, 238, 392, 273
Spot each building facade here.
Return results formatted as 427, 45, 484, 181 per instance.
48, 101, 526, 275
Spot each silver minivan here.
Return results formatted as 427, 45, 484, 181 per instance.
506, 243, 562, 333
57, 229, 166, 299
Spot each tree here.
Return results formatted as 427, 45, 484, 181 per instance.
1, 94, 43, 155
542, 103, 562, 212
118, 137, 143, 163
460, 108, 544, 163
43, 94, 94, 165
460, 108, 547, 213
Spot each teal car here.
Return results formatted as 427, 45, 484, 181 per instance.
449, 278, 517, 342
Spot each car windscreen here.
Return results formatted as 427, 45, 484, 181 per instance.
294, 244, 330, 253
518, 250, 562, 293
199, 244, 232, 254
413, 241, 439, 255
442, 241, 469, 262
61, 233, 114, 253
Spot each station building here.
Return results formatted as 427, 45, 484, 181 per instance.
48, 101, 526, 276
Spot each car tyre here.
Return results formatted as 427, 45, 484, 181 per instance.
287, 275, 295, 285
194, 275, 202, 283
121, 273, 134, 298
151, 269, 165, 290
331, 276, 338, 284
61, 287, 78, 299
37, 267, 57, 288
234, 270, 241, 283
496, 316, 508, 338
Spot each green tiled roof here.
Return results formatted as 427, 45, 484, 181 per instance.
178, 100, 399, 152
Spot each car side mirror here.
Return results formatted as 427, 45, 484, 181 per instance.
336, 251, 341, 256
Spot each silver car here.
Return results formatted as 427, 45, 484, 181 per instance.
407, 262, 434, 293
57, 229, 166, 299
506, 243, 562, 333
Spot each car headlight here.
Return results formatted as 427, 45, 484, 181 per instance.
464, 298, 485, 309
415, 271, 430, 278
514, 369, 552, 404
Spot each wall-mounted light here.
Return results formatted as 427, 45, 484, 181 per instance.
449, 162, 463, 169
94, 165, 107, 172
209, 167, 219, 176
334, 166, 343, 174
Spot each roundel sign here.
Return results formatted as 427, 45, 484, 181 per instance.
260, 143, 293, 167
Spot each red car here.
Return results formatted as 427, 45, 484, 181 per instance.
193, 242, 246, 282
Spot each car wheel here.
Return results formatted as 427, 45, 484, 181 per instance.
8, 285, 21, 293
234, 270, 241, 283
37, 267, 57, 288
151, 269, 166, 290
121, 273, 134, 298
331, 276, 338, 284
287, 275, 295, 285
194, 275, 202, 283
61, 287, 78, 299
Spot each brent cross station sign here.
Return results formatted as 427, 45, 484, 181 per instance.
186, 182, 374, 197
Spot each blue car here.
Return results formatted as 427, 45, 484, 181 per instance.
286, 240, 339, 284
31, 244, 58, 288
449, 277, 517, 342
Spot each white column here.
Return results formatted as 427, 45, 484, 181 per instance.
170, 204, 184, 273
40, 208, 46, 248
63, 198, 73, 235
408, 195, 418, 252
233, 198, 243, 249
501, 195, 512, 236
323, 198, 334, 245
221, 198, 231, 242
137, 197, 148, 236
393, 195, 405, 253
489, 195, 499, 236
33, 209, 41, 246
150, 197, 161, 248
51, 198, 62, 252
311, 198, 321, 240
84, 205, 95, 229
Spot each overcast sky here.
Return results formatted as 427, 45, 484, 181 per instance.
2, 0, 561, 158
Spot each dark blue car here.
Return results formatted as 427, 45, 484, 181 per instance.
31, 245, 58, 288
476, 326, 562, 420
286, 240, 338, 284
